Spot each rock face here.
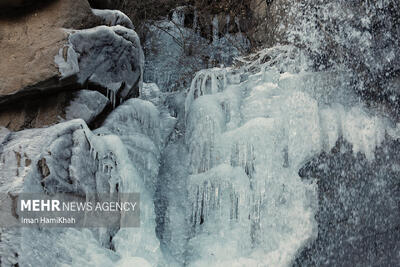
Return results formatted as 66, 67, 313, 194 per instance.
247, 0, 293, 47
0, 0, 98, 98
0, 91, 75, 130
88, 0, 289, 49
294, 138, 400, 266
0, 0, 144, 131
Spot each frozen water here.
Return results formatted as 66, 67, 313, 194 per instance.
157, 45, 397, 266
55, 23, 144, 107
4, 4, 400, 266
92, 9, 135, 30
65, 90, 109, 124
0, 104, 165, 266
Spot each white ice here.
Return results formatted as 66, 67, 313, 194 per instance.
65, 90, 109, 124
175, 45, 396, 266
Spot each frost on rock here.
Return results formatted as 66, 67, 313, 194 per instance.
92, 9, 135, 30
65, 90, 109, 124
55, 24, 144, 107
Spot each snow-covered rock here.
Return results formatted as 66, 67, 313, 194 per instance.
0, 110, 164, 266
55, 25, 144, 108
65, 90, 109, 124
93, 9, 135, 30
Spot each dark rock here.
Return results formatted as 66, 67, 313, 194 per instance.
294, 137, 400, 266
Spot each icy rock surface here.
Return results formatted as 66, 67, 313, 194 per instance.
0, 105, 164, 266
55, 24, 144, 108
156, 44, 398, 266
92, 9, 135, 30
65, 90, 109, 124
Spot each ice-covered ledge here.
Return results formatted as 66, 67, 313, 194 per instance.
55, 24, 144, 108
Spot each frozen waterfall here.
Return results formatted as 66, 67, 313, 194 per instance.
1, 4, 399, 267
156, 44, 398, 266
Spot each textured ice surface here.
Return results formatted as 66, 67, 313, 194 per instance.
65, 90, 109, 124
0, 108, 164, 266
5, 5, 400, 265
55, 23, 144, 107
156, 45, 397, 266
92, 9, 135, 30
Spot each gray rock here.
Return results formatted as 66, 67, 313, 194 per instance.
65, 90, 109, 124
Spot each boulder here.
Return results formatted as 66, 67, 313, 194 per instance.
0, 0, 144, 131
92, 9, 134, 30
0, 0, 98, 99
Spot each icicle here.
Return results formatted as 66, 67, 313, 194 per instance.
212, 16, 219, 44
235, 17, 241, 33
111, 91, 116, 109
211, 73, 218, 94
193, 9, 198, 32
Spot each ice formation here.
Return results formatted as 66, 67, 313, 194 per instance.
157, 43, 398, 266
0, 104, 164, 266
55, 24, 144, 108
65, 90, 109, 124
92, 9, 135, 30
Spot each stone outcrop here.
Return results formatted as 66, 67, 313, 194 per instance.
0, 98, 164, 266
0, 0, 98, 98
0, 91, 75, 130
0, 0, 144, 131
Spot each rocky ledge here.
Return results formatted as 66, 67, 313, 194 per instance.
0, 0, 143, 131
